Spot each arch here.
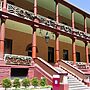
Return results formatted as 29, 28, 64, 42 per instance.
26, 43, 38, 56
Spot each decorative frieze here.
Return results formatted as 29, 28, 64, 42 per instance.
4, 54, 32, 65
7, 3, 35, 21
38, 15, 57, 29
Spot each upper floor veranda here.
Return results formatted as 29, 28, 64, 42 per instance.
0, 0, 90, 42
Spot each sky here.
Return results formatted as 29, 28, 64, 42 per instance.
68, 0, 90, 13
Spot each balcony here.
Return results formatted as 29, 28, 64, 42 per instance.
0, 2, 90, 41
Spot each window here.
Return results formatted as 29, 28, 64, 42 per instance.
88, 54, 90, 63
76, 52, 80, 62
4, 39, 12, 54
48, 47, 54, 63
63, 49, 68, 60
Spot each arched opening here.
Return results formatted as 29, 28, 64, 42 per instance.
26, 43, 38, 56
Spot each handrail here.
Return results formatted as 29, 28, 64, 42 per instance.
35, 64, 52, 84
36, 57, 67, 76
60, 60, 90, 81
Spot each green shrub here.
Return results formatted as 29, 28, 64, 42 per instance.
31, 77, 39, 87
40, 77, 47, 87
2, 78, 12, 90
22, 78, 30, 88
13, 78, 20, 89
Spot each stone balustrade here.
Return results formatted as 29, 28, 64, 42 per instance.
4, 54, 32, 65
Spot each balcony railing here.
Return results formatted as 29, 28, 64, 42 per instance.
4, 54, 32, 65
7, 3, 35, 21
0, 2, 90, 41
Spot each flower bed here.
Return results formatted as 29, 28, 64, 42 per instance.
2, 77, 52, 90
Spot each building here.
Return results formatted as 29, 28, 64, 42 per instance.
0, 0, 90, 89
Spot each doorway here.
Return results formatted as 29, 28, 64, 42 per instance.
76, 52, 80, 62
11, 68, 28, 78
63, 49, 68, 60
48, 47, 54, 63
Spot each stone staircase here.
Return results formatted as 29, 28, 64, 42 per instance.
55, 67, 90, 90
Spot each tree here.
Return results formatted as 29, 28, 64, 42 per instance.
22, 78, 30, 88
13, 78, 20, 89
2, 78, 12, 90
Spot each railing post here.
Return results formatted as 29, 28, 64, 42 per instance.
72, 37, 76, 65
85, 41, 89, 66
84, 16, 87, 33
55, 34, 60, 65
32, 27, 37, 60
34, 0, 37, 16
2, 0, 7, 12
54, 0, 60, 66
71, 9, 74, 31
0, 18, 6, 64
53, 75, 60, 90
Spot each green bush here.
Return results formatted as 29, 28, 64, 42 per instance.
2, 78, 12, 90
22, 78, 30, 88
13, 78, 20, 89
40, 77, 47, 87
31, 77, 39, 87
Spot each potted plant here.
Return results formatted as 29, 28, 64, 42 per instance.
31, 77, 39, 88
40, 77, 47, 87
2, 78, 12, 90
13, 78, 20, 89
22, 78, 30, 88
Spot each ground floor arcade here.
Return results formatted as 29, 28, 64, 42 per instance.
2, 19, 90, 65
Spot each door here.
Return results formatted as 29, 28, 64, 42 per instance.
88, 54, 90, 63
48, 47, 54, 63
76, 52, 80, 62
63, 49, 68, 60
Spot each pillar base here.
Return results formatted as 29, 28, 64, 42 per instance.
73, 64, 77, 67
54, 62, 59, 67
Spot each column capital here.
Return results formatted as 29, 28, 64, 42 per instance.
54, 0, 59, 3
84, 15, 86, 19
71, 9, 75, 13
84, 41, 89, 46
55, 32, 60, 37
72, 37, 77, 41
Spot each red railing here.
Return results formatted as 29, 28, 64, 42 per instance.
60, 60, 90, 81
35, 57, 68, 82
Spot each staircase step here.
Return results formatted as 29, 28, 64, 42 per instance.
55, 67, 90, 90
